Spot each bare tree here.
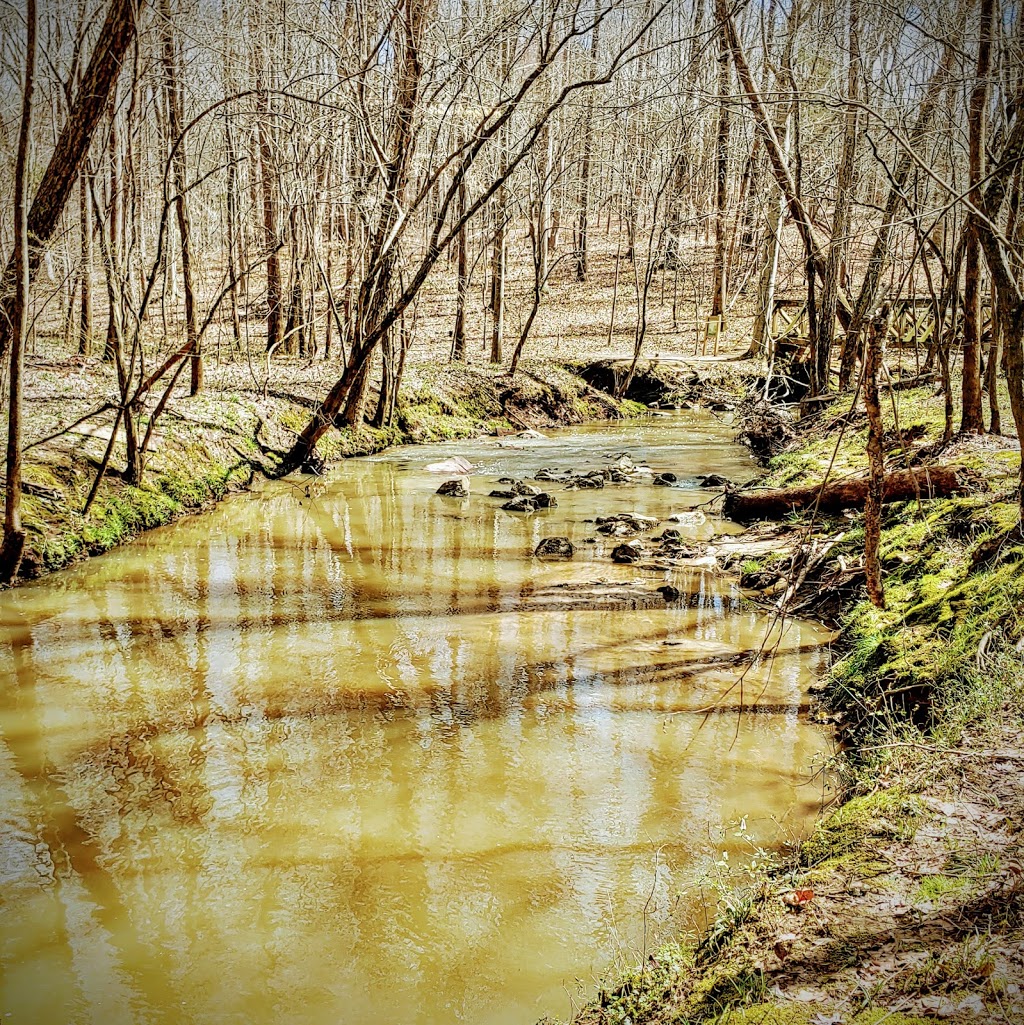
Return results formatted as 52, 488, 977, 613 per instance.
0, 0, 146, 364
0, 0, 37, 584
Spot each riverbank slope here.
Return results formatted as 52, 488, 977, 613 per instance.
4, 354, 755, 583
554, 380, 1024, 1025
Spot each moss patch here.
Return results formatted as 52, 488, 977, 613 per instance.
799, 790, 921, 872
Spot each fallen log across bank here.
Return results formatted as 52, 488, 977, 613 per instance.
723, 465, 975, 522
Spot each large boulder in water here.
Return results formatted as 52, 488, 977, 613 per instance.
533, 492, 557, 509
611, 541, 644, 564
566, 472, 604, 490
502, 496, 536, 512
596, 513, 658, 536
598, 519, 636, 538
698, 473, 732, 488
535, 537, 574, 560
437, 479, 469, 498
512, 480, 542, 497
426, 456, 474, 474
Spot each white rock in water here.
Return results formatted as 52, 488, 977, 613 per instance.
625, 513, 659, 528
669, 509, 706, 526
687, 556, 718, 568
426, 456, 474, 474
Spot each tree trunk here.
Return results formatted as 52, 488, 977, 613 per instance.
813, 0, 859, 395
490, 188, 506, 364
838, 45, 955, 390
863, 305, 888, 608
254, 32, 283, 354
0, 0, 36, 584
103, 93, 121, 363
749, 115, 790, 358
160, 0, 201, 393
723, 466, 974, 522
1002, 301, 1024, 516
961, 0, 994, 434
711, 23, 730, 317
78, 172, 93, 355
987, 302, 1002, 433
453, 149, 468, 361
224, 120, 243, 351
0, 0, 145, 364
574, 13, 600, 282
716, 0, 834, 302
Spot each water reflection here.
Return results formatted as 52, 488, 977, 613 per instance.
0, 416, 833, 1025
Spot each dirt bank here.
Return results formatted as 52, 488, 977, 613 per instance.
3, 357, 646, 584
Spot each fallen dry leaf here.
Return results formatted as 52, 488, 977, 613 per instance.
783, 888, 815, 907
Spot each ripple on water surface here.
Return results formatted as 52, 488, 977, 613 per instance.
0, 415, 834, 1025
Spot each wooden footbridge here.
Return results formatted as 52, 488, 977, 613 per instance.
768, 296, 990, 350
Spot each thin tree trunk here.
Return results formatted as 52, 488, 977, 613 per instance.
814, 0, 859, 394
0, 0, 36, 583
716, 0, 832, 298
987, 303, 1002, 433
224, 120, 242, 351
575, 13, 600, 282
453, 147, 468, 361
838, 45, 955, 389
254, 34, 282, 353
103, 93, 121, 362
161, 0, 201, 394
864, 305, 888, 609
0, 0, 146, 364
78, 172, 93, 355
711, 22, 730, 317
961, 0, 994, 434
491, 190, 506, 364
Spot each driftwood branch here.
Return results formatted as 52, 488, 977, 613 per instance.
724, 465, 974, 522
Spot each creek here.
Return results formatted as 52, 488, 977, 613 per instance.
0, 413, 833, 1025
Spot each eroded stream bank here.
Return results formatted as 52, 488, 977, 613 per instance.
0, 413, 833, 1025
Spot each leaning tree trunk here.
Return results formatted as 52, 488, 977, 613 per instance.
0, 0, 146, 364
749, 114, 790, 357
838, 45, 954, 390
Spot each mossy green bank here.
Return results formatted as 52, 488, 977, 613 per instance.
6, 359, 642, 584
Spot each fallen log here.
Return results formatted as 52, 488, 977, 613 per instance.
723, 465, 974, 522
883, 372, 941, 392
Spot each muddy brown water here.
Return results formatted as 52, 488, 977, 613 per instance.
0, 414, 833, 1025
